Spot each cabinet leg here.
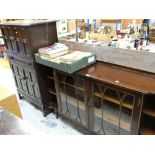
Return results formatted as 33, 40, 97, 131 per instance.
43, 108, 54, 117
56, 111, 59, 119
43, 111, 47, 117
18, 93, 23, 100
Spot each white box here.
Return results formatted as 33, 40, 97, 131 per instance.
57, 20, 68, 34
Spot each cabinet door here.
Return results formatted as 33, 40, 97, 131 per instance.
56, 71, 87, 127
9, 58, 41, 103
91, 82, 137, 135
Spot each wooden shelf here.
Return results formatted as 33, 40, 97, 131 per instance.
48, 89, 56, 95
94, 92, 133, 110
47, 75, 84, 91
143, 108, 155, 117
60, 81, 84, 91
46, 75, 54, 80
60, 92, 130, 131
140, 127, 155, 135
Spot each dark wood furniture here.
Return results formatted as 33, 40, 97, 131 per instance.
149, 29, 155, 42
0, 20, 58, 115
36, 60, 155, 135
0, 107, 41, 135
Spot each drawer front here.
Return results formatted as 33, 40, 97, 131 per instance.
4, 37, 32, 59
8, 26, 15, 37
1, 26, 9, 37
1, 26, 32, 59
1, 26, 28, 39
9, 58, 41, 104
14, 27, 28, 39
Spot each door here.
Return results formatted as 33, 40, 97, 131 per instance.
55, 71, 87, 127
9, 58, 41, 104
91, 82, 137, 135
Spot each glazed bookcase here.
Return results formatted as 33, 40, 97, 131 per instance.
35, 61, 155, 135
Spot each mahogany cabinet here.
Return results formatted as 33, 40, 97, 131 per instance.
36, 60, 155, 134
0, 20, 58, 112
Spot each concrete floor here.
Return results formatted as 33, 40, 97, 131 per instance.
0, 61, 82, 135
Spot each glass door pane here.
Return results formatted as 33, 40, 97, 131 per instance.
93, 83, 133, 135
119, 95, 134, 134
58, 72, 86, 127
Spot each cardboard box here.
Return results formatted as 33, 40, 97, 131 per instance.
35, 51, 96, 74
0, 87, 22, 118
90, 30, 116, 41
67, 20, 76, 32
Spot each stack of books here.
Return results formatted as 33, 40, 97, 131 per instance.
38, 43, 68, 59
50, 51, 92, 64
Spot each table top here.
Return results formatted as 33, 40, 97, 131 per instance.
76, 61, 155, 94
0, 20, 56, 26
0, 107, 42, 135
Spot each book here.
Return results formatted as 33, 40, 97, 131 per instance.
48, 51, 92, 64
38, 43, 69, 59
59, 51, 91, 62
38, 43, 68, 53
39, 50, 68, 59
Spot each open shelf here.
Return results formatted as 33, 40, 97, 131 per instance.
49, 94, 58, 110
60, 80, 84, 91
140, 127, 155, 135
46, 75, 54, 80
48, 89, 56, 95
94, 92, 133, 110
140, 94, 155, 134
143, 109, 155, 117
139, 112, 155, 135
46, 76, 56, 93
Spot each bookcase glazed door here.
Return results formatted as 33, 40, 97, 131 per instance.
56, 71, 87, 127
92, 82, 136, 135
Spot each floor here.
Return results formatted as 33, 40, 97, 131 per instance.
0, 59, 82, 135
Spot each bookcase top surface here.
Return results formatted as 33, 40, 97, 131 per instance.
0, 19, 57, 26
76, 61, 155, 94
